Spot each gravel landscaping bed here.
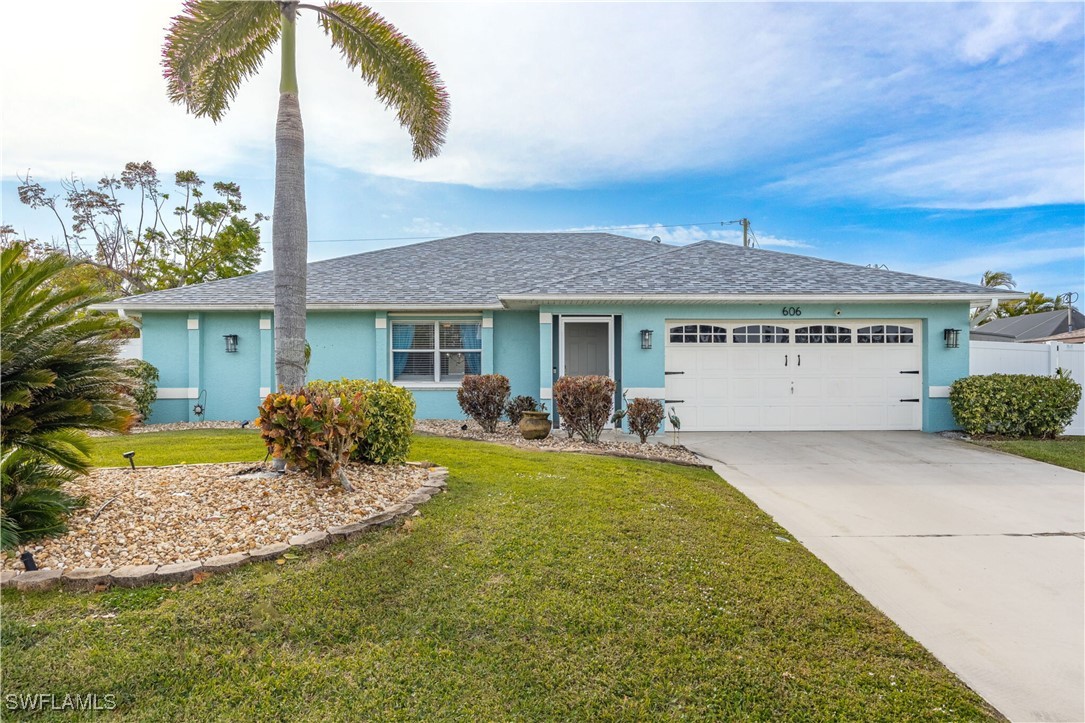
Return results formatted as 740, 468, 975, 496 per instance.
88, 420, 249, 437
414, 419, 703, 466
2, 462, 428, 571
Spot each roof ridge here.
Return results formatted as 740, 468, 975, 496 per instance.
518, 239, 698, 293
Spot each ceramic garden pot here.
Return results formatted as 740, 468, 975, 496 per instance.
518, 411, 552, 440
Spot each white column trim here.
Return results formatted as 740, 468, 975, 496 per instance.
928, 385, 951, 399
259, 318, 272, 330
186, 319, 199, 330
540, 387, 552, 400
375, 317, 387, 329
157, 387, 199, 400
539, 312, 552, 324
259, 387, 271, 397
482, 317, 494, 328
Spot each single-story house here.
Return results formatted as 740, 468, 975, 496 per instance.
105, 233, 1020, 432
969, 308, 1085, 343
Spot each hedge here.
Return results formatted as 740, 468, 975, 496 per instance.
949, 373, 1081, 438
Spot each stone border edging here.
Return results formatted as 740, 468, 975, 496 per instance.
0, 466, 450, 594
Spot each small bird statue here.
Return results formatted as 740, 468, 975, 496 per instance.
668, 407, 681, 446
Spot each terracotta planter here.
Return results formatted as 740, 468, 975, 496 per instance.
518, 411, 552, 440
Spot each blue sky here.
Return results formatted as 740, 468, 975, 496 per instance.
2, 2, 1082, 300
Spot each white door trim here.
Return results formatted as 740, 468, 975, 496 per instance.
558, 315, 615, 380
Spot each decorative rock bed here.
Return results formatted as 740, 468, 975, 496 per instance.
0, 464, 449, 593
414, 419, 704, 466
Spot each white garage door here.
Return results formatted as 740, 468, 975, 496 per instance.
664, 321, 922, 431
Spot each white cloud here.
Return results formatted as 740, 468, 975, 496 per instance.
774, 127, 1085, 209
902, 238, 1080, 290
957, 3, 1082, 64
565, 223, 812, 249
0, 0, 1081, 209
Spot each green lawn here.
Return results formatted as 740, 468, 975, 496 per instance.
972, 436, 1085, 472
2, 433, 997, 720
90, 428, 267, 467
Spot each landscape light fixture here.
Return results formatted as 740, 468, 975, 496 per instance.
640, 329, 653, 349
20, 551, 37, 571
943, 328, 960, 349
224, 334, 239, 353
123, 451, 136, 470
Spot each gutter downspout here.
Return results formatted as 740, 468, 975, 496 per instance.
970, 298, 1000, 329
118, 309, 142, 329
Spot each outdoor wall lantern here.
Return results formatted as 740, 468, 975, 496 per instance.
943, 328, 960, 349
640, 329, 653, 349
224, 334, 239, 353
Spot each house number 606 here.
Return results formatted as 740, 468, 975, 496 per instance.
781, 306, 802, 317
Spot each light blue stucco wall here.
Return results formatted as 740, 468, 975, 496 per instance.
199, 312, 263, 422
141, 301, 970, 431
307, 311, 377, 381
494, 311, 540, 401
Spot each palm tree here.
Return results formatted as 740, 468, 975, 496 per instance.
1, 244, 135, 548
1004, 291, 1061, 317
973, 270, 1018, 322
980, 270, 1016, 289
163, 1, 449, 392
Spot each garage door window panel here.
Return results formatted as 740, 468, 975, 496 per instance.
669, 324, 726, 343
733, 325, 789, 344
796, 325, 852, 344
857, 325, 914, 344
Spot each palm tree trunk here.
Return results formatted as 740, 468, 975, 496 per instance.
273, 2, 308, 392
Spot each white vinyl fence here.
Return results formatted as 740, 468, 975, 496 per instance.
969, 341, 1085, 436
117, 336, 142, 361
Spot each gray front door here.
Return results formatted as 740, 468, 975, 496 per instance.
564, 322, 610, 377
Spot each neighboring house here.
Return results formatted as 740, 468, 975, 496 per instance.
102, 233, 1018, 432
970, 308, 1085, 343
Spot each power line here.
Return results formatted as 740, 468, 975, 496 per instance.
303, 220, 740, 244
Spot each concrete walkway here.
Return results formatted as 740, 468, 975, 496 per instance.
682, 431, 1084, 723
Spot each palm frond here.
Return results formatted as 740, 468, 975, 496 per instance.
163, 1, 282, 122
315, 2, 450, 160
0, 446, 84, 550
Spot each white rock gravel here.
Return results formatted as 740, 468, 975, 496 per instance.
2, 462, 427, 572
415, 419, 703, 466
88, 420, 250, 437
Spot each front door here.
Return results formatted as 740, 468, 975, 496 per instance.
562, 320, 611, 377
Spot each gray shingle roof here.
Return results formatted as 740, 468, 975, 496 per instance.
970, 309, 1085, 342
111, 233, 1010, 309
519, 240, 999, 297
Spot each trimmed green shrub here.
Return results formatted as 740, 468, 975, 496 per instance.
553, 375, 616, 444
457, 374, 510, 433
256, 389, 368, 489
505, 395, 539, 425
949, 373, 1082, 438
127, 359, 160, 421
308, 378, 415, 464
626, 397, 665, 443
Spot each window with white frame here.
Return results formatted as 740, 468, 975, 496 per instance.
392, 321, 482, 383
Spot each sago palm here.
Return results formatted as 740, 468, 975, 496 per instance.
163, 1, 450, 392
1, 244, 135, 548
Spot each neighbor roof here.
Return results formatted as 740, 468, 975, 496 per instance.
107, 233, 1014, 310
970, 308, 1085, 342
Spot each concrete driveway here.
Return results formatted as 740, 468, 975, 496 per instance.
682, 431, 1084, 723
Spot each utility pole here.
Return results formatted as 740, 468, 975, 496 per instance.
739, 218, 750, 247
